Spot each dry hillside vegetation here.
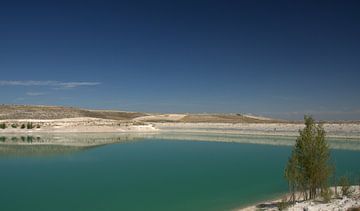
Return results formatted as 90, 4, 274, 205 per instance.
179, 114, 284, 123
0, 105, 284, 123
0, 105, 146, 120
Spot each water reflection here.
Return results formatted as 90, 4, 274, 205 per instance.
0, 133, 150, 157
155, 132, 360, 151
0, 132, 359, 157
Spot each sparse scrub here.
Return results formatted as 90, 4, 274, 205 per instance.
321, 187, 333, 202
358, 174, 360, 193
339, 176, 354, 197
0, 123, 7, 129
277, 197, 291, 210
133, 121, 146, 125
26, 122, 34, 129
0, 137, 6, 142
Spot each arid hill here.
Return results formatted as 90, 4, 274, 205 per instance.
178, 114, 284, 123
0, 105, 284, 123
0, 105, 146, 120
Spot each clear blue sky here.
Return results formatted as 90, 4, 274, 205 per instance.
0, 0, 359, 120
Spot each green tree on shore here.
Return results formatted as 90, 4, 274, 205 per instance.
285, 116, 332, 201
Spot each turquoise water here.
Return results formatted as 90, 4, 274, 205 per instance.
0, 135, 359, 211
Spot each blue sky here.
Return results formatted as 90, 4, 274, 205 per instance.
0, 0, 360, 120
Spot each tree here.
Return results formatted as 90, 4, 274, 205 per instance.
285, 116, 332, 201
285, 152, 300, 203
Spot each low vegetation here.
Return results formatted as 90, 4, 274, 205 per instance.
321, 187, 333, 202
0, 123, 6, 129
0, 122, 40, 129
339, 176, 354, 197
26, 122, 34, 129
0, 105, 146, 120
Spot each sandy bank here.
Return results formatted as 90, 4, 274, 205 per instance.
0, 117, 159, 133
1, 119, 360, 139
238, 186, 360, 211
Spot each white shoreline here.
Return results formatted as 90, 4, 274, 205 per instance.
237, 186, 360, 211
1, 118, 360, 139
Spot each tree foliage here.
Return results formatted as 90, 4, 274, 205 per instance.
285, 116, 332, 201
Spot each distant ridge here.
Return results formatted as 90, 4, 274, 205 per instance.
0, 104, 359, 123
0, 104, 284, 123
0, 104, 146, 120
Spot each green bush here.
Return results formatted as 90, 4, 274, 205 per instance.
277, 197, 291, 210
11, 123, 18, 128
26, 122, 34, 129
0, 123, 7, 129
339, 176, 353, 197
321, 188, 333, 203
20, 124, 26, 129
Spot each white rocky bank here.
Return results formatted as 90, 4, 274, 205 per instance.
240, 186, 360, 211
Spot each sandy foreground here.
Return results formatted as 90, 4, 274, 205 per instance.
239, 186, 360, 211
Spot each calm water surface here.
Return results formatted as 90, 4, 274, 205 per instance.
0, 134, 359, 211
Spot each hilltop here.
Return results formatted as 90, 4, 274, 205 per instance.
0, 105, 145, 120
0, 104, 282, 123
1, 105, 359, 138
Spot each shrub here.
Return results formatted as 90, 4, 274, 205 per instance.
26, 122, 34, 129
0, 123, 7, 129
0, 137, 6, 142
339, 176, 354, 197
277, 197, 291, 210
321, 188, 333, 203
11, 123, 18, 128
